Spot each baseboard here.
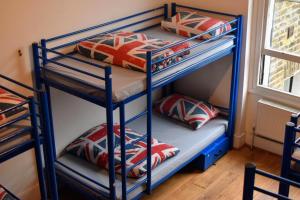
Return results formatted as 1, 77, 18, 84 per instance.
233, 132, 246, 149
252, 135, 283, 155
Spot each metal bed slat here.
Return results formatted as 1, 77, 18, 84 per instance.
256, 169, 300, 188
0, 126, 31, 144
40, 57, 106, 81
0, 113, 30, 130
0, 74, 36, 92
38, 47, 107, 70
153, 37, 235, 77
0, 139, 34, 163
125, 110, 148, 125
46, 5, 165, 42
152, 19, 238, 54
0, 85, 28, 100
253, 186, 291, 200
152, 28, 236, 66
0, 101, 29, 115
175, 4, 239, 18
41, 67, 105, 91
127, 179, 147, 194
51, 14, 164, 50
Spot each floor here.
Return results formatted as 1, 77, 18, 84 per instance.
61, 147, 300, 200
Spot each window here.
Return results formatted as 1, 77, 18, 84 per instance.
258, 0, 300, 97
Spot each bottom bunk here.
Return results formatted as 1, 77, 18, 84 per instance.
56, 113, 228, 199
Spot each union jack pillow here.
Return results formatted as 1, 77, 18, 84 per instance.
65, 124, 179, 178
76, 31, 190, 73
161, 11, 231, 40
0, 88, 27, 124
155, 94, 219, 130
0, 185, 16, 200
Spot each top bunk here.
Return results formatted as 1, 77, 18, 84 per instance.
0, 74, 39, 162
33, 3, 242, 107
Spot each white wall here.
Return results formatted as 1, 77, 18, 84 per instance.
0, 1, 165, 199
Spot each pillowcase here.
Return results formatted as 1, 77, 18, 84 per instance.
161, 11, 232, 40
65, 123, 179, 178
76, 31, 190, 73
0, 185, 16, 200
0, 88, 27, 124
155, 93, 219, 130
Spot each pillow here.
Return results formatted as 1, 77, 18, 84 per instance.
0, 185, 16, 200
161, 11, 232, 40
155, 94, 219, 130
76, 31, 190, 73
0, 88, 27, 124
65, 123, 179, 178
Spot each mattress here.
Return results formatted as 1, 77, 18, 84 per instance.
43, 27, 234, 102
0, 122, 31, 154
56, 113, 228, 199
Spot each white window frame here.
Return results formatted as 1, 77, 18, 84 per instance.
249, 0, 300, 108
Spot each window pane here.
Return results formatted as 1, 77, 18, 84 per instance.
260, 55, 300, 96
267, 0, 300, 55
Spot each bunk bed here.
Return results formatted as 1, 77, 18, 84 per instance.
32, 3, 243, 200
243, 163, 300, 200
0, 74, 48, 200
279, 113, 300, 197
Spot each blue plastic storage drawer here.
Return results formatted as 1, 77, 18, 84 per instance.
198, 136, 229, 171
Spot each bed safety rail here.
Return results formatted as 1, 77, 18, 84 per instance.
0, 74, 48, 199
243, 163, 300, 200
33, 3, 243, 200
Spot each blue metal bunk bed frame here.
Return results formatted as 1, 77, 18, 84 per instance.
243, 163, 300, 200
279, 113, 300, 197
0, 74, 48, 200
32, 3, 243, 200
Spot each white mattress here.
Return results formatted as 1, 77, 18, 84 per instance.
56, 113, 228, 199
44, 27, 234, 102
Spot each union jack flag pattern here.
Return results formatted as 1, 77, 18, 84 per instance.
0, 186, 16, 200
0, 88, 27, 122
65, 123, 179, 178
76, 31, 190, 73
161, 11, 232, 40
155, 93, 219, 130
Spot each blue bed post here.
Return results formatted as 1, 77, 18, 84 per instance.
171, 2, 177, 16
119, 102, 127, 200
243, 163, 256, 200
290, 113, 299, 155
228, 15, 243, 148
28, 97, 47, 200
164, 4, 168, 19
105, 67, 116, 200
146, 51, 153, 194
41, 39, 57, 159
291, 113, 299, 125
32, 43, 59, 200
279, 122, 296, 197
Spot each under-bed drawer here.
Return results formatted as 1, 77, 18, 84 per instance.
197, 136, 229, 171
